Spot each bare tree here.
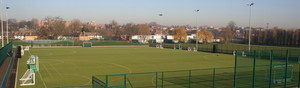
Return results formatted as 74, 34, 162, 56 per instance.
137, 24, 150, 43
221, 21, 236, 43
67, 19, 82, 34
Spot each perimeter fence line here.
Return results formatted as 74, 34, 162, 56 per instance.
87, 49, 300, 88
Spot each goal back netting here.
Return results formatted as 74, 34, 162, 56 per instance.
19, 69, 35, 86
265, 65, 293, 83
27, 55, 39, 71
83, 42, 92, 47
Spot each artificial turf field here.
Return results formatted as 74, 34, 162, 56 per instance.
16, 47, 236, 88
16, 47, 299, 88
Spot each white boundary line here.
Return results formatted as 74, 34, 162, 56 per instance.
108, 63, 132, 73
37, 71, 47, 88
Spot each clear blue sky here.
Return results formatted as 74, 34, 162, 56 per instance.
4, 0, 300, 28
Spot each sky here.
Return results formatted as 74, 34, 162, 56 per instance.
3, 0, 300, 28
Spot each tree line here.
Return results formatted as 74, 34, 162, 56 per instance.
7, 17, 151, 40
243, 27, 300, 47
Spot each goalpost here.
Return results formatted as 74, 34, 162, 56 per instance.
265, 65, 293, 83
27, 55, 39, 71
83, 42, 92, 47
24, 46, 30, 51
19, 69, 35, 86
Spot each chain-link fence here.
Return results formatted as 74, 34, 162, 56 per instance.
149, 43, 299, 54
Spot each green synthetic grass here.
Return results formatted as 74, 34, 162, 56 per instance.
16, 47, 299, 88
16, 47, 235, 88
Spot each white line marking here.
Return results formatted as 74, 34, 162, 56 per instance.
108, 63, 132, 73
37, 71, 48, 88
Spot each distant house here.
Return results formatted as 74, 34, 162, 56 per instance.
24, 31, 38, 40
13, 30, 38, 40
131, 34, 219, 43
131, 35, 151, 43
25, 36, 38, 40
59, 33, 80, 40
132, 35, 175, 43
14, 35, 25, 40
79, 32, 103, 41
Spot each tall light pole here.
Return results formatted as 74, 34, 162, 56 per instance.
0, 0, 4, 47
247, 2, 254, 51
6, 6, 9, 44
195, 9, 199, 51
159, 13, 163, 48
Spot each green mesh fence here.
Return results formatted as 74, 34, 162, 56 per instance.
0, 42, 13, 67
0, 42, 13, 88
149, 43, 299, 55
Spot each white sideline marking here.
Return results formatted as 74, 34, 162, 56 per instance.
68, 62, 92, 85
108, 63, 132, 73
37, 71, 48, 88
40, 59, 65, 66
106, 63, 133, 83
61, 74, 91, 85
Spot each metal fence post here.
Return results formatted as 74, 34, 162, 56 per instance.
269, 50, 274, 88
284, 50, 289, 88
162, 72, 164, 88
298, 64, 300, 88
124, 74, 127, 88
92, 76, 94, 88
189, 70, 191, 88
253, 50, 256, 88
234, 50, 238, 88
156, 72, 158, 88
213, 68, 216, 88
105, 75, 108, 88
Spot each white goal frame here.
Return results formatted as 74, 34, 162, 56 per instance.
83, 42, 93, 47
19, 69, 35, 86
24, 46, 30, 51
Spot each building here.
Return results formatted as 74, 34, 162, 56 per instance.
132, 34, 218, 43
79, 32, 103, 41
24, 36, 38, 40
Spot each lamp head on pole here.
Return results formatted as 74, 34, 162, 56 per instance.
6, 7, 9, 9
195, 9, 199, 12
247, 2, 254, 6
159, 13, 163, 16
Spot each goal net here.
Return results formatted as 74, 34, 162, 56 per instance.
83, 42, 92, 47
27, 55, 39, 71
19, 69, 35, 86
265, 65, 293, 83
